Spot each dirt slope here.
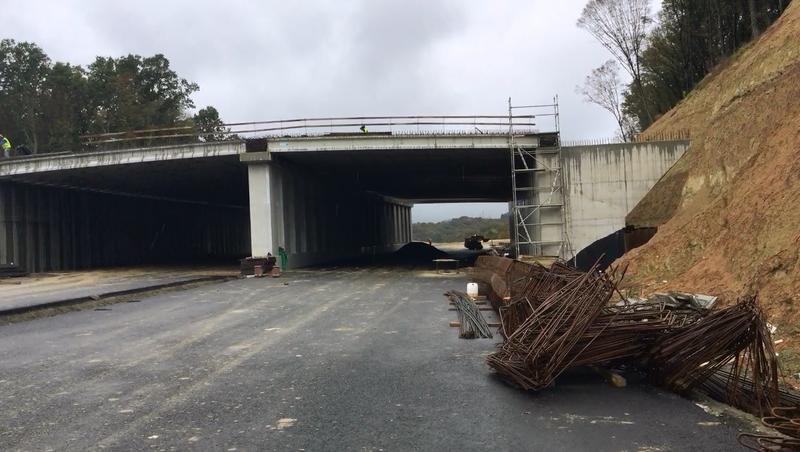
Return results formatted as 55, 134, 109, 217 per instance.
616, 2, 800, 369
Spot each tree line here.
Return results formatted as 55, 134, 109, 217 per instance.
577, 0, 792, 139
412, 215, 510, 243
0, 39, 225, 154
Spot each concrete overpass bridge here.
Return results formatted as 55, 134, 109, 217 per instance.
0, 113, 689, 272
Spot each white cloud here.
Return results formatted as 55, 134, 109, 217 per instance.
5, 0, 634, 139
5, 0, 662, 220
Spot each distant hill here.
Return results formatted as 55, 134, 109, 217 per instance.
412, 214, 509, 243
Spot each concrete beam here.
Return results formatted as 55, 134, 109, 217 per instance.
266, 133, 538, 153
0, 141, 246, 177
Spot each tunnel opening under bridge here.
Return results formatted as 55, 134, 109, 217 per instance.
0, 146, 252, 272
243, 132, 527, 268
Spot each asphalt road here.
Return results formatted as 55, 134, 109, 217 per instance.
0, 267, 748, 451
0, 267, 236, 312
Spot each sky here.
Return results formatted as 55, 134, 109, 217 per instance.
4, 0, 660, 223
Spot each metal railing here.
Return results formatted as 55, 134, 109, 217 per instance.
79, 114, 540, 151
561, 130, 691, 147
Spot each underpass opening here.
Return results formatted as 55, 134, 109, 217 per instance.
409, 202, 511, 265
245, 133, 526, 269
0, 142, 250, 272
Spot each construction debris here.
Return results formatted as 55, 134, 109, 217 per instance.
738, 406, 800, 451
240, 256, 276, 277
644, 291, 718, 310
486, 260, 619, 390
647, 296, 780, 416
472, 255, 797, 421
445, 290, 493, 339
0, 263, 28, 278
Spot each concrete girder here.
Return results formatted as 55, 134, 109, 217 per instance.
264, 133, 538, 153
0, 141, 245, 177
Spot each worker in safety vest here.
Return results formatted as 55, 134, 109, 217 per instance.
278, 246, 288, 271
0, 134, 11, 158
359, 124, 368, 133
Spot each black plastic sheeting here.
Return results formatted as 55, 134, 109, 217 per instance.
570, 226, 657, 271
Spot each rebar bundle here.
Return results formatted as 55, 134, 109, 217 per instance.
699, 368, 800, 414
570, 301, 703, 367
499, 261, 584, 338
738, 406, 800, 451
485, 258, 788, 421
486, 261, 618, 390
446, 290, 493, 339
646, 296, 781, 416
476, 257, 800, 449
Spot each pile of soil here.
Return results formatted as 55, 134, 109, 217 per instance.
615, 2, 800, 372
391, 242, 451, 264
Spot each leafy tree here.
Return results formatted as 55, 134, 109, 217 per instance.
40, 63, 90, 151
582, 0, 792, 131
0, 39, 50, 152
86, 54, 198, 135
193, 106, 229, 141
412, 215, 510, 243
137, 54, 199, 126
0, 40, 216, 153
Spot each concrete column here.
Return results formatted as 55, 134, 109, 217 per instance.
307, 183, 317, 253
285, 172, 296, 254
248, 163, 277, 257
273, 168, 285, 252
405, 206, 412, 242
296, 177, 307, 254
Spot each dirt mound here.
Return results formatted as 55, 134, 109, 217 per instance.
392, 242, 451, 263
616, 2, 800, 372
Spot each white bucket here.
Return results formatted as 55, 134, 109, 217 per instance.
466, 282, 479, 298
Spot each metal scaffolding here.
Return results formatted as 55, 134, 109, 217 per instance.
508, 97, 569, 259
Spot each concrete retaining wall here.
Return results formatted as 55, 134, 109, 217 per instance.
0, 181, 250, 272
560, 140, 689, 256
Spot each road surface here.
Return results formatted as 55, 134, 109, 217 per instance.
0, 267, 748, 451
0, 267, 237, 312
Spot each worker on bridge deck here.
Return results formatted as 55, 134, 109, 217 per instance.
1, 134, 11, 158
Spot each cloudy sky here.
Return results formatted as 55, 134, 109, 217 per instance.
5, 0, 660, 222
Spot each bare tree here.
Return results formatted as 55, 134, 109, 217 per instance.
577, 0, 653, 122
577, 60, 637, 141
619, 111, 640, 142
748, 0, 761, 37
